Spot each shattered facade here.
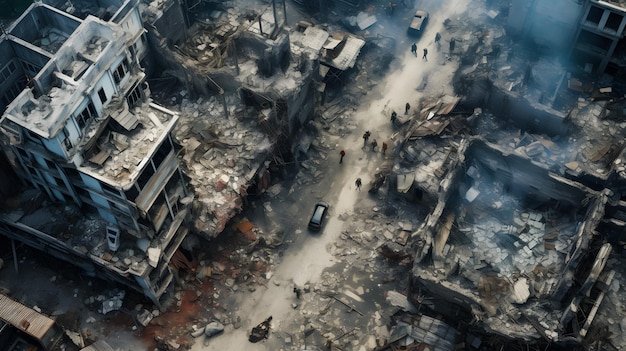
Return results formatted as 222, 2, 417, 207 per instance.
572, 0, 626, 73
509, 0, 626, 73
393, 5, 626, 348
0, 0, 191, 306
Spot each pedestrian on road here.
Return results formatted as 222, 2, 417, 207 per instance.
405, 102, 411, 115
435, 32, 441, 44
355, 178, 362, 191
450, 38, 456, 53
422, 48, 428, 61
391, 110, 397, 123
293, 286, 302, 299
371, 139, 378, 151
410, 42, 417, 56
382, 142, 388, 155
339, 149, 346, 164
362, 131, 371, 147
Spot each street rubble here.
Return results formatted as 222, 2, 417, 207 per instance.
3, 0, 626, 351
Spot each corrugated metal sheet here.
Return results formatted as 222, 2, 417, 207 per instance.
80, 339, 115, 351
0, 294, 55, 340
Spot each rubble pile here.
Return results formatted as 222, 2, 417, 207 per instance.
172, 93, 270, 238
385, 313, 458, 351
476, 104, 626, 181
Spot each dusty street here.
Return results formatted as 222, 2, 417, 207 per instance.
193, 1, 470, 350
3, 0, 626, 349
0, 0, 474, 350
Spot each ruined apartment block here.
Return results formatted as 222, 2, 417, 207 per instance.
510, 0, 626, 73
0, 0, 191, 306
572, 0, 626, 73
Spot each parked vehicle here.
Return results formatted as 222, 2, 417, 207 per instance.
407, 10, 429, 36
308, 201, 329, 231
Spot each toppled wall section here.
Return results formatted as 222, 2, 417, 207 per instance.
410, 138, 611, 344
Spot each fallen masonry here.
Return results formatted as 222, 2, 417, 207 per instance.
1, 0, 626, 350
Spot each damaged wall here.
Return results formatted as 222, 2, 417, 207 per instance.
238, 29, 291, 78
507, 0, 582, 51
467, 140, 589, 206
455, 75, 571, 136
143, 0, 188, 46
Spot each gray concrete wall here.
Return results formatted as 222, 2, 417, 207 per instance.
508, 0, 583, 51
151, 0, 187, 46
458, 76, 571, 136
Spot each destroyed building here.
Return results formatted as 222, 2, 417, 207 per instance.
0, 0, 369, 310
385, 4, 626, 348
0, 0, 191, 307
509, 0, 626, 74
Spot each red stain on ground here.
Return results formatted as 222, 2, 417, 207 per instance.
130, 229, 267, 350
140, 280, 215, 349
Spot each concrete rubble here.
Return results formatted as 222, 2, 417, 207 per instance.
2, 0, 626, 350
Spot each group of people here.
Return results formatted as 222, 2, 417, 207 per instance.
361, 130, 388, 155
338, 132, 388, 165
411, 32, 456, 60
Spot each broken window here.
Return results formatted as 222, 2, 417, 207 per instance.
0, 60, 17, 80
605, 12, 623, 34
136, 164, 156, 191
76, 101, 97, 129
152, 140, 173, 170
101, 182, 121, 198
586, 6, 603, 25
124, 184, 140, 202
126, 83, 143, 108
98, 88, 107, 104
61, 127, 72, 150
20, 60, 39, 77
578, 30, 612, 52
113, 58, 129, 84
2, 83, 23, 106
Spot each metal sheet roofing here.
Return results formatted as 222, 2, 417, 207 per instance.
0, 294, 55, 340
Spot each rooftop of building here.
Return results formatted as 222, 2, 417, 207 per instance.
2, 15, 128, 140
76, 100, 179, 190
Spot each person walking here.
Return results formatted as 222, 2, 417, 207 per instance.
371, 139, 378, 151
405, 102, 411, 115
435, 32, 441, 44
391, 110, 397, 123
355, 178, 362, 191
339, 149, 346, 164
422, 48, 428, 61
382, 141, 388, 155
449, 38, 456, 53
362, 131, 371, 147
411, 42, 417, 56
293, 286, 302, 299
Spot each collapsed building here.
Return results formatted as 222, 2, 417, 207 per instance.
0, 0, 367, 309
373, 3, 626, 349
0, 0, 190, 307
509, 0, 626, 74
